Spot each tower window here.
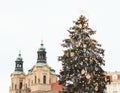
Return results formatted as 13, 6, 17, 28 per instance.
17, 64, 22, 68
38, 54, 40, 59
43, 75, 46, 84
41, 54, 43, 59
43, 54, 45, 58
19, 64, 21, 68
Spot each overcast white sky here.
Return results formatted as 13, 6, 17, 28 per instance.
0, 0, 120, 93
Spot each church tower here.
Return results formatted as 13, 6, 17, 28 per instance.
37, 41, 47, 63
15, 51, 24, 72
9, 52, 26, 93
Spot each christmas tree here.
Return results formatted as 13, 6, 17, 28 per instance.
58, 15, 110, 93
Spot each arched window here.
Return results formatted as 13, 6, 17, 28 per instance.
38, 54, 40, 59
28, 79, 30, 86
20, 63, 22, 68
19, 82, 22, 89
15, 84, 17, 90
31, 80, 33, 85
35, 76, 37, 84
38, 54, 42, 59
38, 78, 40, 84
12, 83, 14, 90
17, 64, 19, 67
49, 78, 51, 84
43, 75, 46, 84
26, 83, 27, 88
41, 54, 43, 59
19, 64, 21, 68
43, 54, 45, 58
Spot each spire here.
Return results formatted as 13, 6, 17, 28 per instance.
15, 51, 24, 72
37, 40, 47, 63
15, 50, 22, 62
41, 39, 43, 44
38, 40, 46, 51
19, 50, 21, 56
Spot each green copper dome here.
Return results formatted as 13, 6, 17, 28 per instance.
36, 62, 47, 67
50, 68, 56, 74
15, 53, 23, 61
12, 71, 25, 75
38, 43, 46, 52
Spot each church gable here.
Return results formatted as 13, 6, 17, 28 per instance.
41, 65, 50, 72
30, 64, 50, 73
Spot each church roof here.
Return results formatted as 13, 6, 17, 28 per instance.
38, 42, 46, 52
27, 63, 56, 75
36, 63, 56, 74
36, 62, 47, 67
15, 52, 23, 62
12, 71, 25, 75
50, 68, 56, 74
51, 82, 64, 92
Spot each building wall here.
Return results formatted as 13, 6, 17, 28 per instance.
50, 74, 57, 84
9, 43, 58, 93
9, 65, 57, 93
9, 74, 26, 93
26, 66, 52, 92
106, 72, 120, 93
